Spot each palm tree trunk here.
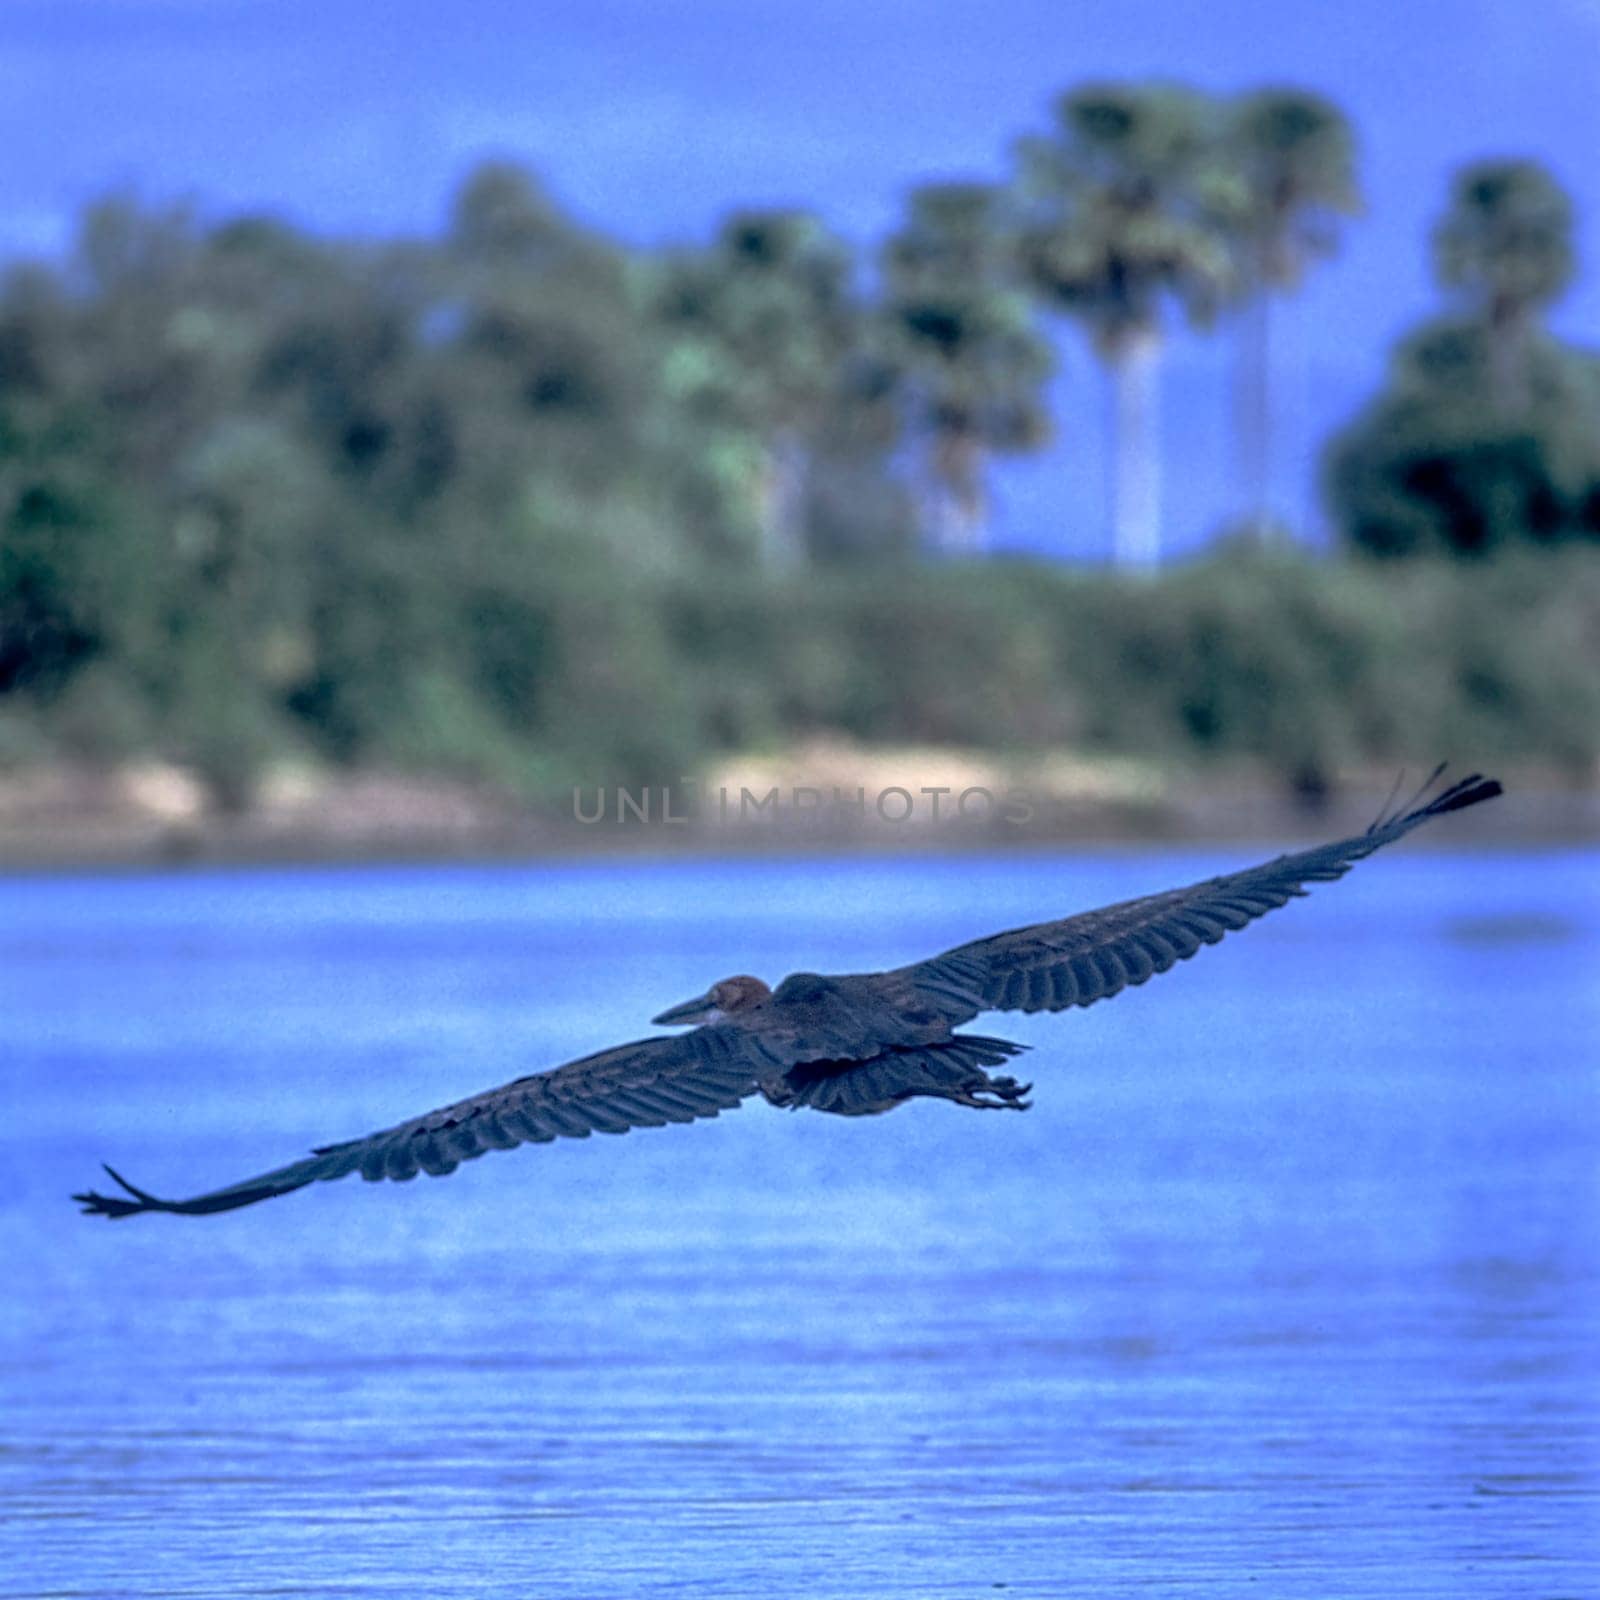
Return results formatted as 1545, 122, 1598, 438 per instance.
1236, 287, 1276, 542
1108, 334, 1161, 568
931, 429, 988, 556
1487, 300, 1531, 418
756, 431, 807, 570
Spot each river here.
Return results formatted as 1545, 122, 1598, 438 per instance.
3, 847, 1596, 1597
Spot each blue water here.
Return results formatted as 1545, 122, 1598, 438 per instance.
3, 849, 1597, 1598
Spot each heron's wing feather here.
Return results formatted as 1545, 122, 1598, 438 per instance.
75, 1029, 763, 1219
892, 772, 1502, 1024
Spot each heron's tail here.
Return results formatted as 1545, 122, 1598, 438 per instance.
764, 1033, 1030, 1117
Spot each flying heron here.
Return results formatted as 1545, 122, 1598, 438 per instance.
75, 769, 1500, 1220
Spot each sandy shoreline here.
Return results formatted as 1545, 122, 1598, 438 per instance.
1, 754, 1592, 872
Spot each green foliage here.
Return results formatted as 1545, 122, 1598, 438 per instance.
1220, 88, 1363, 538
878, 182, 1054, 551
1012, 83, 1242, 566
661, 549, 1600, 784
1428, 159, 1579, 422
2, 135, 1596, 816
1223, 88, 1360, 289
1328, 322, 1600, 557
0, 166, 868, 801
650, 210, 874, 566
654, 211, 856, 431
0, 407, 108, 702
1434, 160, 1575, 322
1016, 83, 1236, 353
1329, 159, 1594, 558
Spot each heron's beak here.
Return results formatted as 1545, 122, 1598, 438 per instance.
651, 991, 718, 1027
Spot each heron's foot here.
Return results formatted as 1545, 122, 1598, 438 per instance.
953, 1073, 1033, 1111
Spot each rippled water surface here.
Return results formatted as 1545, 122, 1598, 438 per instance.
4, 849, 1597, 1597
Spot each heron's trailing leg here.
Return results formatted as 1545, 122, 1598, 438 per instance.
952, 1072, 1033, 1111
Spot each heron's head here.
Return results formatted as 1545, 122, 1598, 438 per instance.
651, 974, 772, 1027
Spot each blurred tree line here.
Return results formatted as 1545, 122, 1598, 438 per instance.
1, 85, 1596, 807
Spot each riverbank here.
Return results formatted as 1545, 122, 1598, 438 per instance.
2, 747, 1590, 872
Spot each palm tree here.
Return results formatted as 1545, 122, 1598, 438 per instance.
450, 162, 595, 270
652, 211, 857, 569
1014, 84, 1232, 568
1433, 159, 1575, 416
1224, 89, 1360, 542
879, 182, 1053, 555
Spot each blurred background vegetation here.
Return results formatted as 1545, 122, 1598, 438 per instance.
2, 82, 1597, 822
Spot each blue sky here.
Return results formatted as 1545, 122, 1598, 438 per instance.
7, 0, 1600, 557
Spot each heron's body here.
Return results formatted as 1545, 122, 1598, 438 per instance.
77, 771, 1500, 1220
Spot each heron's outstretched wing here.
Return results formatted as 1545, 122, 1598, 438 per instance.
75, 1027, 764, 1219
890, 771, 1502, 1026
